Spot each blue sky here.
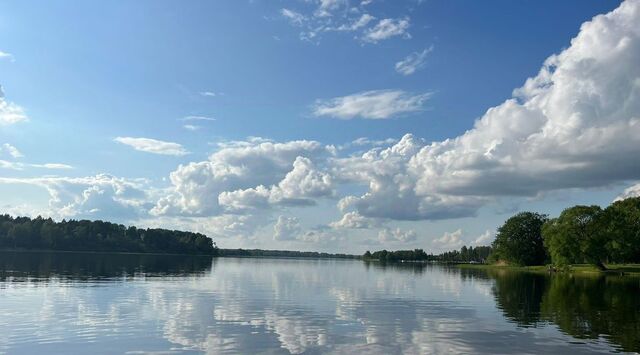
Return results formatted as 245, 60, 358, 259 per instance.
1, 0, 638, 253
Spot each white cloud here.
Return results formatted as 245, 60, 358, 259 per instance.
0, 51, 13, 61
32, 163, 73, 170
313, 90, 431, 120
328, 0, 640, 221
273, 215, 301, 241
281, 8, 306, 26
0, 174, 151, 221
0, 86, 28, 125
333, 134, 486, 221
362, 17, 410, 43
219, 156, 334, 210
351, 137, 397, 147
329, 211, 380, 229
114, 137, 189, 156
333, 14, 375, 31
183, 124, 201, 131
471, 230, 493, 246
378, 227, 417, 243
615, 182, 640, 201
0, 160, 73, 170
432, 229, 463, 251
2, 143, 23, 158
152, 138, 331, 216
200, 91, 221, 97
181, 115, 216, 122
314, 0, 347, 18
395, 46, 433, 76
0, 159, 22, 170
278, 1, 412, 44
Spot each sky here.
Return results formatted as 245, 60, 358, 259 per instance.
0, 0, 639, 254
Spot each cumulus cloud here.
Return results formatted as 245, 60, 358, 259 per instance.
273, 216, 301, 241
333, 134, 486, 220
330, 0, 640, 221
432, 229, 463, 251
378, 227, 417, 243
362, 17, 410, 43
0, 86, 28, 125
395, 46, 433, 76
472, 230, 493, 246
615, 182, 640, 201
219, 156, 333, 211
329, 211, 380, 229
313, 90, 431, 120
114, 137, 189, 156
0, 174, 151, 221
152, 138, 331, 216
407, 0, 640, 197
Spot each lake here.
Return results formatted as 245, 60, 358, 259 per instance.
0, 251, 638, 354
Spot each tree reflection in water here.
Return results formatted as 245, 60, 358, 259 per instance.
0, 250, 213, 284
463, 268, 640, 353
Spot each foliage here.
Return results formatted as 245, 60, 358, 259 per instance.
601, 197, 640, 263
542, 205, 605, 267
540, 198, 640, 268
0, 215, 217, 255
491, 212, 548, 266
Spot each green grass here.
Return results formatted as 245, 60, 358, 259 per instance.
456, 263, 640, 276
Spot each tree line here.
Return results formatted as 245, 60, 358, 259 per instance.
0, 215, 217, 255
491, 197, 640, 268
218, 248, 357, 259
363, 246, 492, 263
362, 196, 639, 268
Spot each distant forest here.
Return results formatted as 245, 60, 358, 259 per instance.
363, 246, 492, 263
0, 215, 217, 255
219, 248, 357, 259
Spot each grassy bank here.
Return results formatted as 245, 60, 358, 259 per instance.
456, 263, 640, 276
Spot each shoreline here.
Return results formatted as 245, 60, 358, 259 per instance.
456, 263, 640, 276
0, 248, 359, 260
0, 248, 216, 257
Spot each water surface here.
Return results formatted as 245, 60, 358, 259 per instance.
0, 251, 638, 354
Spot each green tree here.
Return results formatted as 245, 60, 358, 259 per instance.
601, 197, 640, 263
491, 212, 548, 266
542, 205, 606, 269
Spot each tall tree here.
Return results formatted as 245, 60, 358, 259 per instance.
491, 212, 548, 266
542, 205, 606, 269
602, 197, 640, 263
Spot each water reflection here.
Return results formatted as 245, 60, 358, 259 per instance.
472, 268, 640, 352
0, 251, 213, 284
0, 253, 638, 354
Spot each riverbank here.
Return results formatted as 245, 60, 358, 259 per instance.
456, 263, 640, 276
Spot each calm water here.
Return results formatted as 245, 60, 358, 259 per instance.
0, 252, 638, 354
